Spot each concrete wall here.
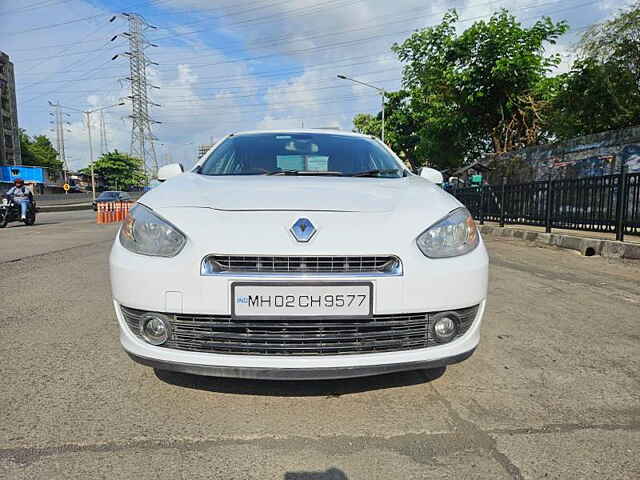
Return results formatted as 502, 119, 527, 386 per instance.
493, 126, 640, 181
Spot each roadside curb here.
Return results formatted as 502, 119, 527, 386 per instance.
37, 203, 92, 212
478, 225, 640, 260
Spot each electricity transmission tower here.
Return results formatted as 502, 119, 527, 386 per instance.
99, 111, 109, 154
111, 13, 161, 179
48, 101, 70, 184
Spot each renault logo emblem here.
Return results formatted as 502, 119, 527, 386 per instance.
290, 218, 316, 242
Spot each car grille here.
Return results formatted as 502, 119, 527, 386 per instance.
121, 305, 479, 356
201, 255, 402, 275
202, 255, 402, 275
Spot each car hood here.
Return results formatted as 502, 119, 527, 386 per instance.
139, 172, 459, 214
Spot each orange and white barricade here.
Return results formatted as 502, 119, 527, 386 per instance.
96, 202, 104, 224
97, 201, 134, 224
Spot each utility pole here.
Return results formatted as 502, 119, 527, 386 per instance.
112, 13, 161, 182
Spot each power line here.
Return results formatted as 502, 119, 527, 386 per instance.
158, 105, 372, 129
2, 13, 105, 36
11, 0, 588, 76
146, 0, 600, 72
17, 53, 397, 95
0, 0, 74, 15
16, 1, 602, 122
17, 17, 120, 97
155, 93, 382, 118
157, 73, 401, 106
148, 0, 351, 35
22, 0, 586, 79
5, 0, 346, 50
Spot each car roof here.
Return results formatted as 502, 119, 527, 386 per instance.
231, 129, 373, 139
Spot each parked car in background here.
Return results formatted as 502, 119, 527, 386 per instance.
92, 191, 131, 210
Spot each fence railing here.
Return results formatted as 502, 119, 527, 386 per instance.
451, 171, 640, 242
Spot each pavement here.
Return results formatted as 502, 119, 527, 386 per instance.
0, 210, 114, 263
0, 210, 638, 479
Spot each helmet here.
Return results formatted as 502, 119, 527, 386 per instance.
14, 178, 24, 186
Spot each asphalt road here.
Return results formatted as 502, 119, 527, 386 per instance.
1, 211, 638, 479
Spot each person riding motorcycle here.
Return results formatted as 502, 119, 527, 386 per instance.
4, 178, 33, 220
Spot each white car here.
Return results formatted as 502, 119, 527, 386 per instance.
110, 130, 488, 379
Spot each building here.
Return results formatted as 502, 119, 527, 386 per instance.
0, 51, 21, 166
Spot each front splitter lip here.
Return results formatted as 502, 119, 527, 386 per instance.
126, 348, 476, 380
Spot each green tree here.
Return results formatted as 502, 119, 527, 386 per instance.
19, 129, 63, 172
547, 3, 640, 138
579, 1, 639, 89
81, 150, 146, 190
381, 90, 422, 170
548, 59, 640, 139
358, 10, 567, 170
352, 113, 381, 137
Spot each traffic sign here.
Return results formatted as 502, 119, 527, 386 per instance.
63, 183, 70, 191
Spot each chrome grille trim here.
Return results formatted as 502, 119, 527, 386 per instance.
120, 305, 479, 356
201, 255, 403, 276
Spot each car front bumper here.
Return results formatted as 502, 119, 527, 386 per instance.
110, 210, 489, 379
115, 298, 485, 379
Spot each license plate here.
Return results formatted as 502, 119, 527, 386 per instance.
232, 282, 373, 318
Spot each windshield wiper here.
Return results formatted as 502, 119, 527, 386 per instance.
350, 169, 405, 177
266, 170, 343, 176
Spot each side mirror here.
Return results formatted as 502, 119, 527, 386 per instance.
157, 163, 184, 182
419, 167, 444, 184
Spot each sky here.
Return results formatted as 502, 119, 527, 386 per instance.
0, 0, 633, 170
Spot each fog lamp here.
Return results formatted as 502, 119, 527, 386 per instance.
140, 313, 170, 345
432, 312, 459, 343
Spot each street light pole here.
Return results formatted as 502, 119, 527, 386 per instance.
337, 74, 386, 143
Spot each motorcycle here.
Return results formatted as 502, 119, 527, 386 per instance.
0, 197, 37, 228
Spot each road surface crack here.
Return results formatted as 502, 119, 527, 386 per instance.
429, 380, 524, 480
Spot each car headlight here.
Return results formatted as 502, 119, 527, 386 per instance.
416, 207, 479, 258
119, 204, 186, 257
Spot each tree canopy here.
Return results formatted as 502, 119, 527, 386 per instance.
548, 2, 640, 139
81, 150, 146, 190
19, 129, 63, 172
579, 1, 639, 88
351, 3, 640, 170
390, 9, 567, 170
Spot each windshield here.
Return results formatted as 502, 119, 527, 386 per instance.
198, 133, 405, 177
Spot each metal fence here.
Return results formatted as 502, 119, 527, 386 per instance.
451, 171, 640, 242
